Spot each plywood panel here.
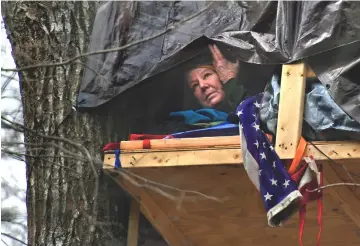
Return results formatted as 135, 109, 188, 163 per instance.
107, 164, 360, 246
105, 169, 191, 246
320, 160, 360, 229
324, 160, 360, 201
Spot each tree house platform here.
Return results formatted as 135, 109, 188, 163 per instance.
102, 63, 360, 246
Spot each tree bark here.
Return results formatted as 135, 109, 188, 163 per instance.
2, 1, 165, 245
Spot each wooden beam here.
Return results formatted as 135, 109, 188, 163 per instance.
104, 147, 242, 168
104, 141, 360, 168
127, 198, 140, 246
105, 170, 190, 246
275, 62, 307, 159
110, 136, 240, 151
305, 141, 360, 160
323, 164, 360, 228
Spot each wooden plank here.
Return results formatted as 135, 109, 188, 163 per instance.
127, 198, 140, 246
105, 169, 190, 246
322, 163, 360, 229
107, 136, 240, 151
275, 63, 307, 159
305, 141, 360, 160
104, 147, 243, 168
104, 141, 360, 168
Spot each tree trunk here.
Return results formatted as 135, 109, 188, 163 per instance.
2, 1, 165, 245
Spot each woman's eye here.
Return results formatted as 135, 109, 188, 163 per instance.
191, 83, 199, 90
204, 73, 212, 79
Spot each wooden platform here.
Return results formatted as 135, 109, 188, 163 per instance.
102, 62, 360, 245
105, 161, 360, 246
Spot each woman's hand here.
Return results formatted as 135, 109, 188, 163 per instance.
208, 44, 239, 83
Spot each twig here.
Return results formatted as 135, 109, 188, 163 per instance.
122, 169, 223, 202
308, 141, 357, 183
1, 233, 27, 245
1, 117, 98, 178
2, 117, 97, 170
116, 169, 223, 203
75, 61, 111, 85
2, 152, 25, 162
1, 95, 22, 101
2, 239, 10, 246
2, 142, 86, 163
1, 219, 28, 229
1, 72, 17, 93
307, 182, 360, 192
2, 117, 100, 229
113, 170, 178, 202
2, 148, 85, 162
2, 117, 91, 152
2, 1, 215, 72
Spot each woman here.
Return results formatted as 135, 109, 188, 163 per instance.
187, 44, 248, 112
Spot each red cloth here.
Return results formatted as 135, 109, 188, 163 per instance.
102, 142, 121, 152
102, 134, 173, 152
290, 157, 323, 246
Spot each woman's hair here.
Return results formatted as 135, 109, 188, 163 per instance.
194, 64, 215, 71
183, 51, 213, 74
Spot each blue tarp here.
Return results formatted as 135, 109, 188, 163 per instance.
169, 108, 228, 125
260, 75, 360, 141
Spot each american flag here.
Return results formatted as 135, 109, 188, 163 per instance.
236, 93, 304, 226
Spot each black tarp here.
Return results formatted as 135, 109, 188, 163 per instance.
77, 1, 360, 122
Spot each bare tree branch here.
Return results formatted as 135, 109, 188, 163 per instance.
1, 72, 17, 93
104, 168, 224, 215
2, 219, 28, 229
2, 142, 81, 159
75, 61, 111, 85
1, 95, 22, 101
2, 117, 99, 195
2, 116, 100, 233
120, 168, 225, 203
2, 149, 84, 176
2, 148, 85, 162
1, 1, 215, 72
307, 182, 360, 192
2, 239, 10, 246
1, 233, 27, 245
1, 72, 16, 80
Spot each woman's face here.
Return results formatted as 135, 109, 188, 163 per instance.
188, 67, 225, 108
